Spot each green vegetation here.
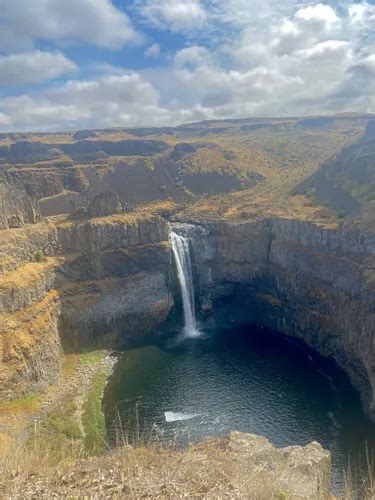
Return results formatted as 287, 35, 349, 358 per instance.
43, 406, 82, 440
13, 352, 111, 465
32, 398, 82, 446
336, 210, 347, 220
0, 393, 40, 415
34, 250, 45, 262
144, 157, 155, 171
79, 350, 105, 366
274, 492, 288, 500
82, 370, 108, 455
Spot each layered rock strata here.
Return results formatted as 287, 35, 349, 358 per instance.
2, 208, 375, 426
0, 214, 173, 400
177, 218, 375, 419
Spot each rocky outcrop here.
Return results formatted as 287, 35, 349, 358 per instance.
8, 141, 62, 164
87, 191, 123, 218
1, 139, 170, 164
1, 431, 331, 499
6, 163, 88, 201
59, 139, 169, 161
0, 174, 41, 229
177, 218, 375, 420
55, 214, 167, 254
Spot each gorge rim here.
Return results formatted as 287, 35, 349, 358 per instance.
1, 114, 375, 499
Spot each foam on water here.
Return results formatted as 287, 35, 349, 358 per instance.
164, 411, 201, 422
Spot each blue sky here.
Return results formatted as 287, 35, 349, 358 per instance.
0, 0, 374, 131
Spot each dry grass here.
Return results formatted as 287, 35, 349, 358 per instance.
0, 257, 57, 292
341, 445, 375, 500
0, 435, 303, 499
0, 395, 40, 416
1, 432, 374, 499
54, 208, 160, 230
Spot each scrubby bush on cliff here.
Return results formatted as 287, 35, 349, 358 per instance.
34, 250, 45, 263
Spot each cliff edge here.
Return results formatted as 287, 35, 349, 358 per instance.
1, 432, 331, 500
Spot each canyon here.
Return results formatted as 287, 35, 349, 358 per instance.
3, 208, 375, 419
1, 114, 375, 497
175, 219, 375, 417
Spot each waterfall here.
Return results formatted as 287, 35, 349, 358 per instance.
170, 230, 200, 337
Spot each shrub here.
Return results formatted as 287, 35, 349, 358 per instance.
336, 210, 347, 220
34, 250, 45, 263
274, 492, 288, 500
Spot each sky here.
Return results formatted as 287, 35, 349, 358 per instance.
0, 0, 374, 132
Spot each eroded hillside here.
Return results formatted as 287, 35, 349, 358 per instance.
0, 113, 371, 222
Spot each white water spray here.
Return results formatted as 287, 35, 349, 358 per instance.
170, 230, 200, 337
164, 411, 200, 422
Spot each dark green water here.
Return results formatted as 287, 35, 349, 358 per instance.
103, 323, 375, 492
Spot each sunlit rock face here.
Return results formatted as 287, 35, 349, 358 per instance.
0, 213, 173, 400
0, 174, 41, 229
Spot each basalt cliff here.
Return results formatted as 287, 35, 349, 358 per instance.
1, 114, 375, 498
175, 218, 375, 419
0, 207, 172, 400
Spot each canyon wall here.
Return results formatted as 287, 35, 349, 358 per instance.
0, 214, 173, 400
180, 219, 375, 419
2, 208, 375, 425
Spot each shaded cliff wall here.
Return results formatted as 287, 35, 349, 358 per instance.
182, 219, 375, 419
0, 214, 173, 400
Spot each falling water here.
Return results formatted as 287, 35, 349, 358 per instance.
170, 230, 200, 337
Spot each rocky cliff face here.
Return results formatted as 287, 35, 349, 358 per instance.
295, 119, 375, 216
178, 218, 375, 419
0, 213, 173, 400
2, 207, 375, 425
3, 208, 374, 422
0, 174, 41, 230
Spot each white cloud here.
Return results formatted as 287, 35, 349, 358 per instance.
138, 0, 207, 32
0, 69, 217, 132
295, 4, 338, 26
0, 51, 77, 85
0, 1, 374, 131
0, 0, 141, 52
271, 6, 342, 56
357, 54, 375, 74
145, 43, 161, 58
295, 40, 349, 60
164, 2, 375, 118
0, 73, 172, 131
174, 46, 212, 67
348, 2, 374, 26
